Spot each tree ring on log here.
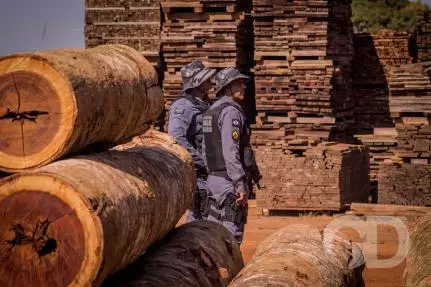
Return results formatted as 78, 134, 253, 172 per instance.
0, 174, 101, 287
0, 56, 76, 171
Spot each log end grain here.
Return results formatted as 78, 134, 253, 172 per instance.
0, 174, 102, 287
0, 55, 76, 171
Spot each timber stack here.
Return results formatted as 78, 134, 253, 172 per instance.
255, 142, 369, 212
252, 0, 354, 151
0, 46, 200, 286
0, 131, 195, 287
229, 224, 365, 287
161, 0, 253, 105
376, 61, 431, 206
416, 10, 431, 62
84, 0, 162, 68
103, 221, 244, 287
0, 44, 164, 172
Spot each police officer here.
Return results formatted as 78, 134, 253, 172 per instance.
202, 67, 256, 244
168, 60, 217, 222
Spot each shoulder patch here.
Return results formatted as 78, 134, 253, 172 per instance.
174, 108, 185, 114
232, 119, 240, 127
232, 129, 240, 141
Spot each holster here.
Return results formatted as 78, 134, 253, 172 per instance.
191, 188, 210, 218
223, 193, 248, 225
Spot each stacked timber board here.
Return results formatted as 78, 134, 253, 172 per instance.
255, 142, 369, 211
416, 11, 431, 62
389, 61, 431, 163
352, 30, 411, 134
252, 0, 354, 151
161, 0, 253, 104
378, 162, 431, 206
85, 0, 162, 67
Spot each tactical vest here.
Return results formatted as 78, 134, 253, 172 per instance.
173, 94, 209, 153
203, 102, 248, 177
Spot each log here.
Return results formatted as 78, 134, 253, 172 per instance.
229, 224, 365, 287
404, 214, 431, 287
350, 203, 431, 218
0, 44, 164, 172
0, 130, 195, 287
103, 220, 244, 287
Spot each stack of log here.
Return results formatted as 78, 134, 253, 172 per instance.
229, 224, 365, 286
255, 142, 369, 212
251, 0, 354, 151
416, 11, 431, 62
84, 0, 162, 68
0, 45, 204, 286
161, 0, 253, 104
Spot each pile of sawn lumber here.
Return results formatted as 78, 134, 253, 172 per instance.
351, 30, 411, 134
416, 10, 431, 62
0, 45, 246, 287
251, 0, 354, 151
161, 0, 253, 104
85, 0, 162, 68
255, 142, 369, 212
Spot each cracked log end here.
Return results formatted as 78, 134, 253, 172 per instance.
0, 57, 75, 171
0, 174, 101, 287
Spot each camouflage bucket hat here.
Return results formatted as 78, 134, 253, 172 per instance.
215, 67, 250, 96
181, 60, 217, 92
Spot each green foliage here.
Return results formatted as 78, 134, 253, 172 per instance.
352, 0, 429, 33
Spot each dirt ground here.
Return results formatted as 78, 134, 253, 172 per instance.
240, 200, 411, 287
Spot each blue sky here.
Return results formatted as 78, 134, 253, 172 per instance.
1, 0, 431, 56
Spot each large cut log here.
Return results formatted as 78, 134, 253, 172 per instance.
103, 220, 244, 287
0, 44, 164, 172
229, 224, 365, 287
0, 131, 195, 287
404, 214, 431, 287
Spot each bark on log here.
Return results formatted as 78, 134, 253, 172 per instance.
0, 44, 164, 172
0, 131, 195, 287
229, 224, 365, 287
103, 220, 244, 287
404, 214, 431, 287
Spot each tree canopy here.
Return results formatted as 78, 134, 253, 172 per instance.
352, 0, 430, 33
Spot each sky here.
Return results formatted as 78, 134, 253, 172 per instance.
1, 0, 431, 56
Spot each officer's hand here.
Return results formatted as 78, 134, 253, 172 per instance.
236, 192, 248, 206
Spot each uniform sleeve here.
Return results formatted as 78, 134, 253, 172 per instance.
219, 108, 249, 194
168, 101, 205, 169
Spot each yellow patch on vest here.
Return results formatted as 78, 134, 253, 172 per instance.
232, 129, 240, 141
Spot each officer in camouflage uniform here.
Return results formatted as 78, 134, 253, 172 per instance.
202, 67, 259, 244
168, 60, 217, 222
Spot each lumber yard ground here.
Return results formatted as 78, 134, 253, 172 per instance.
180, 200, 414, 287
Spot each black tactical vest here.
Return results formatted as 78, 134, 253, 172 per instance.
173, 94, 209, 153
203, 102, 248, 176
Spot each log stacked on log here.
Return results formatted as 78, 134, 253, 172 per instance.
0, 131, 195, 287
378, 161, 431, 206
161, 0, 253, 104
404, 214, 431, 287
102, 221, 244, 287
84, 0, 162, 67
229, 224, 365, 286
416, 11, 431, 62
251, 0, 354, 151
0, 44, 164, 172
255, 142, 369, 211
